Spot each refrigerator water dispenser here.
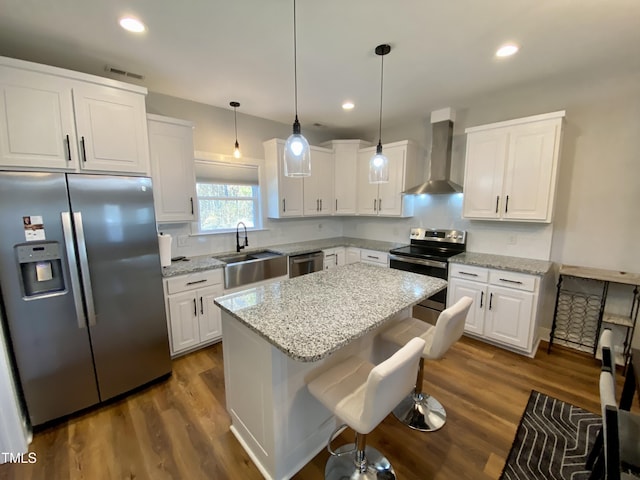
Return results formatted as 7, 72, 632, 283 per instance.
15, 242, 65, 297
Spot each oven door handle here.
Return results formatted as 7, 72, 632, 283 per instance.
389, 254, 447, 270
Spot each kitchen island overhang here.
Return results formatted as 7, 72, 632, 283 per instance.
214, 263, 447, 479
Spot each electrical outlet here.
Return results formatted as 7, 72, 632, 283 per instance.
177, 235, 189, 247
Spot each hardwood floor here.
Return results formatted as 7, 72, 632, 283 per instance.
0, 337, 626, 480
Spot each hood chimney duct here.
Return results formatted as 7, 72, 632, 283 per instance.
403, 108, 462, 195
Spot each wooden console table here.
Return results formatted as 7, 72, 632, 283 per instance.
548, 265, 640, 368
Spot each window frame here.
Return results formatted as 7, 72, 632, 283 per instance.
195, 182, 262, 234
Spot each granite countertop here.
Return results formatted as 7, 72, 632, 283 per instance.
214, 263, 446, 362
161, 237, 406, 277
449, 252, 553, 276
162, 255, 225, 277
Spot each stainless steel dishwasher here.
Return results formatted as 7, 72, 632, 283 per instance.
288, 251, 324, 278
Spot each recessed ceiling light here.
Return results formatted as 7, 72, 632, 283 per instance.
496, 44, 519, 58
119, 17, 146, 33
342, 101, 355, 110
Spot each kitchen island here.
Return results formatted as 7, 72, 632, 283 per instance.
214, 263, 446, 480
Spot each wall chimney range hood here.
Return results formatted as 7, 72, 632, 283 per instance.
403, 108, 462, 195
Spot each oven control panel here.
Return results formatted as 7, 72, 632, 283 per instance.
409, 228, 466, 244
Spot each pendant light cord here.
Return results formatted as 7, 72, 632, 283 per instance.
378, 52, 384, 144
293, 0, 299, 119
234, 107, 238, 141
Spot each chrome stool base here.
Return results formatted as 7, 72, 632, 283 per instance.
392, 392, 446, 432
326, 444, 396, 480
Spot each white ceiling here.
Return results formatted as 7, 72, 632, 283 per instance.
1, 0, 638, 136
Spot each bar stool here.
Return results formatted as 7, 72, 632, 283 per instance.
308, 337, 425, 480
381, 296, 473, 432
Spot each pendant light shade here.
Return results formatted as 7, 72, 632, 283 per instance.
283, 0, 311, 177
369, 44, 391, 184
230, 101, 241, 158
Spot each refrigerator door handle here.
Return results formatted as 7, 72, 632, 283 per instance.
61, 212, 88, 329
73, 212, 97, 327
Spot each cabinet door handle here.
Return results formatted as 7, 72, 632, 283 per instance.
495, 196, 500, 214
499, 278, 523, 285
190, 197, 194, 215
193, 298, 197, 316
505, 195, 510, 214
80, 136, 87, 162
378, 198, 382, 211
335, 199, 338, 210
459, 271, 478, 277
489, 292, 493, 310
316, 199, 319, 211
373, 199, 377, 211
320, 199, 322, 211
366, 255, 379, 260
283, 198, 286, 212
186, 279, 207, 286
65, 134, 72, 161
200, 297, 204, 315
480, 291, 484, 308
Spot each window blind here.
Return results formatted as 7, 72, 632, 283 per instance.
194, 160, 259, 186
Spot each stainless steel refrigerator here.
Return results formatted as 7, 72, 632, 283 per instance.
0, 172, 171, 426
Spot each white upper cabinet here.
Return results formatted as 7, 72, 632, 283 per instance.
356, 140, 418, 217
264, 139, 304, 218
303, 146, 334, 216
0, 66, 77, 170
147, 114, 197, 222
264, 138, 419, 218
462, 111, 564, 223
0, 57, 150, 175
73, 83, 149, 174
325, 140, 371, 215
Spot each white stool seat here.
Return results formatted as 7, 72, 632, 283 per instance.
308, 337, 426, 479
381, 296, 473, 432
382, 317, 437, 359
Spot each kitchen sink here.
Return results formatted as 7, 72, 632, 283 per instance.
215, 250, 287, 289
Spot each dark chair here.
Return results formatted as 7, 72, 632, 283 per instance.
591, 370, 640, 480
587, 328, 617, 471
587, 329, 640, 479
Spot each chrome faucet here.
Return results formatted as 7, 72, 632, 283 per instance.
236, 221, 248, 252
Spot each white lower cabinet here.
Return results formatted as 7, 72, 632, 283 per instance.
447, 263, 540, 356
359, 249, 389, 267
346, 247, 360, 265
164, 269, 223, 356
323, 247, 345, 270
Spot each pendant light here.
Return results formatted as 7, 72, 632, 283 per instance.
283, 0, 311, 177
369, 44, 391, 184
230, 101, 241, 158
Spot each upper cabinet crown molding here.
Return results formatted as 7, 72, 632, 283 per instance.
462, 111, 565, 223
0, 55, 148, 94
0, 56, 150, 175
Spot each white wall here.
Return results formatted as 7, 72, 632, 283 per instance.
347, 70, 640, 269
146, 93, 343, 257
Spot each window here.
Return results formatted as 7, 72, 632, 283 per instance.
197, 183, 259, 231
194, 160, 261, 233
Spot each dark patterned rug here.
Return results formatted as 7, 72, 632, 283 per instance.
500, 390, 602, 480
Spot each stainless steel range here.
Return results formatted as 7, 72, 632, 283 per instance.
389, 228, 467, 322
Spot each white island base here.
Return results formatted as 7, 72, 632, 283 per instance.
221, 309, 407, 480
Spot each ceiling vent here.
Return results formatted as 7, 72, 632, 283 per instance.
104, 65, 145, 80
